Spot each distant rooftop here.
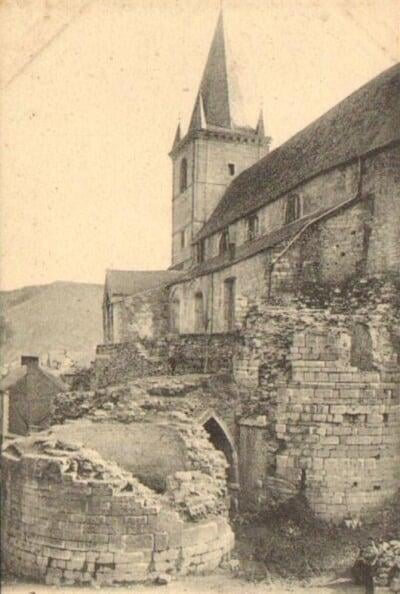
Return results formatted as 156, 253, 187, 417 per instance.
104, 269, 182, 300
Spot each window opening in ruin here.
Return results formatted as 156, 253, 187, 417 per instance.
344, 413, 364, 425
180, 230, 185, 248
203, 416, 239, 487
228, 163, 235, 176
285, 194, 301, 224
170, 297, 180, 333
219, 229, 229, 255
300, 468, 307, 492
224, 278, 236, 332
194, 291, 205, 333
383, 413, 389, 425
247, 214, 259, 241
350, 323, 374, 370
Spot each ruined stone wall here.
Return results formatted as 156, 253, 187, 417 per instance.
235, 278, 400, 520
1, 429, 234, 586
274, 329, 400, 520
93, 333, 237, 388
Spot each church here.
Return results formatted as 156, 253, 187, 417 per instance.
98, 11, 400, 521
103, 10, 399, 342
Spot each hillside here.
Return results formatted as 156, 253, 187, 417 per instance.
0, 281, 104, 367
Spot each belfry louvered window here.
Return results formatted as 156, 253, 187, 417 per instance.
180, 158, 188, 193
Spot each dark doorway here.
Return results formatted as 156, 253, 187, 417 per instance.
203, 416, 238, 487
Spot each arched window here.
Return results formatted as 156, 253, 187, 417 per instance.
219, 229, 229, 255
179, 158, 188, 193
170, 297, 180, 333
285, 194, 301, 224
194, 291, 205, 333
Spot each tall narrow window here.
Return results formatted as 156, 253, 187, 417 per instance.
170, 298, 180, 333
224, 278, 236, 332
247, 214, 259, 241
180, 230, 185, 248
285, 194, 301, 224
194, 291, 205, 333
197, 239, 205, 263
179, 158, 188, 193
219, 229, 229, 255
228, 163, 235, 176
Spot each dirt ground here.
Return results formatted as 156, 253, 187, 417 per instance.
2, 572, 364, 594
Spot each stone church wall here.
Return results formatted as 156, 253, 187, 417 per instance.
201, 144, 399, 273
113, 286, 170, 344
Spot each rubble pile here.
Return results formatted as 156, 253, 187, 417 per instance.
353, 540, 400, 591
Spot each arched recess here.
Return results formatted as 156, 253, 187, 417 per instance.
194, 291, 205, 333
169, 289, 181, 333
199, 410, 239, 489
350, 323, 374, 370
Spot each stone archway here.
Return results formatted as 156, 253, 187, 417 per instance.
199, 411, 239, 490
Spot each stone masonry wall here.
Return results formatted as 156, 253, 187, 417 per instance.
275, 329, 400, 521
234, 277, 400, 520
94, 333, 237, 388
1, 432, 234, 586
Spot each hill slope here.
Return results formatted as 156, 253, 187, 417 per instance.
0, 281, 104, 366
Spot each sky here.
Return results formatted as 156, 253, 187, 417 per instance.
1, 0, 398, 290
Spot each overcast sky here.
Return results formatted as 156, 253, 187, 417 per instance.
1, 0, 398, 290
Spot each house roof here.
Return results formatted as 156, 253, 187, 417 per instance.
196, 62, 400, 241
0, 365, 67, 392
0, 367, 26, 391
104, 269, 182, 301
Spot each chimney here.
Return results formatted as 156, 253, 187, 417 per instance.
21, 355, 39, 369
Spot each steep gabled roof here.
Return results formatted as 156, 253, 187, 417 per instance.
196, 62, 400, 241
104, 269, 182, 301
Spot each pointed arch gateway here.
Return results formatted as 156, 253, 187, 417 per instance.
199, 410, 239, 490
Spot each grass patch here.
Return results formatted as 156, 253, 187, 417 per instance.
234, 492, 400, 581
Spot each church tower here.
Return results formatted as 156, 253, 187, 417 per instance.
169, 11, 271, 270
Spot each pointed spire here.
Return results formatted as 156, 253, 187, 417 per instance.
256, 109, 265, 137
189, 93, 207, 131
171, 122, 181, 150
188, 9, 246, 131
